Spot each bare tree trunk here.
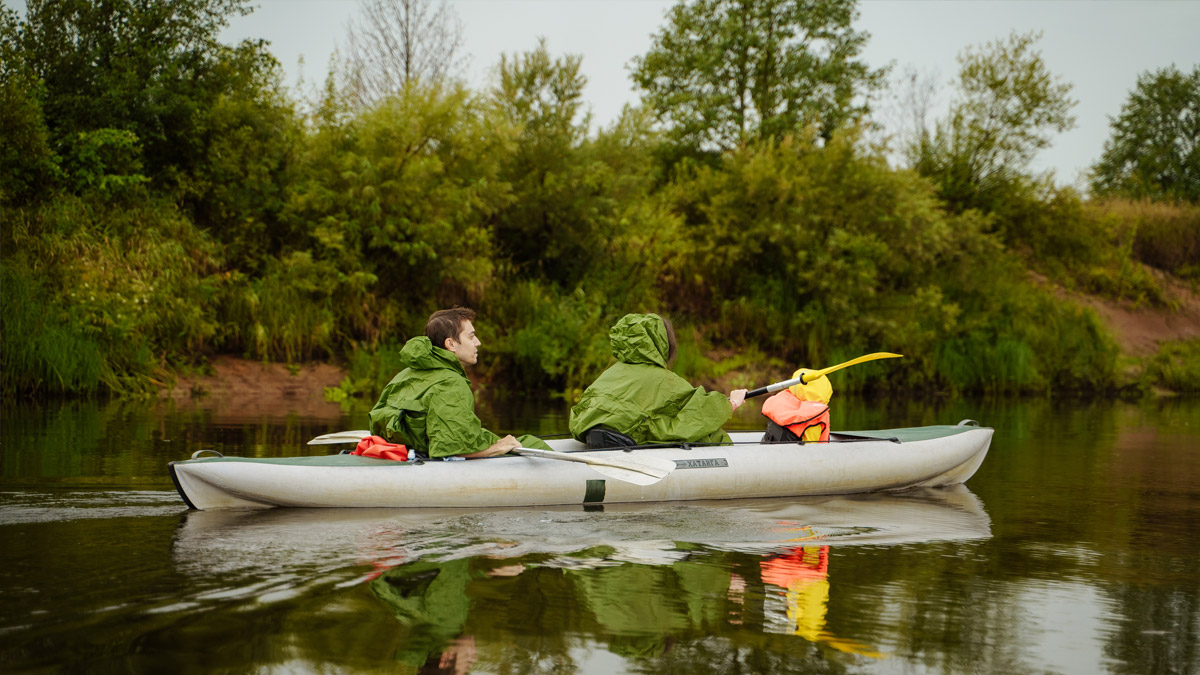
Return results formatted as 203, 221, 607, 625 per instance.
338, 0, 466, 109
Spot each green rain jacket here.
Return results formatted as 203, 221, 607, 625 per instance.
569, 314, 733, 445
368, 337, 549, 457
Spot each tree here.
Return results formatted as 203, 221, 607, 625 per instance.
14, 0, 256, 189
878, 65, 941, 169
911, 31, 1076, 213
282, 82, 511, 332
338, 0, 466, 110
630, 0, 885, 153
1091, 65, 1200, 203
490, 40, 606, 287
0, 7, 58, 204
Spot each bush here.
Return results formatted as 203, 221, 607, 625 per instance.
1, 266, 105, 395
1093, 198, 1200, 281
481, 280, 615, 396
1144, 339, 1200, 392
1, 194, 224, 395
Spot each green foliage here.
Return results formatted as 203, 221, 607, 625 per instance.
1, 265, 104, 395
490, 41, 604, 286
631, 0, 885, 153
0, 9, 1170, 402
16, 0, 255, 195
932, 285, 1116, 394
218, 252, 339, 362
671, 327, 781, 389
187, 41, 301, 270
1101, 198, 1200, 280
60, 128, 149, 198
911, 31, 1076, 213
482, 281, 615, 395
0, 7, 60, 204
1, 195, 224, 394
663, 130, 1117, 395
665, 131, 968, 361
284, 82, 512, 333
1143, 339, 1200, 393
325, 339, 410, 407
1091, 65, 1200, 203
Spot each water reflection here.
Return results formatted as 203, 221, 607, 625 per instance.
760, 545, 885, 658
370, 559, 487, 672
172, 486, 990, 573
171, 488, 988, 669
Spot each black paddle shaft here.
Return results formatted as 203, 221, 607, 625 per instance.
745, 374, 807, 399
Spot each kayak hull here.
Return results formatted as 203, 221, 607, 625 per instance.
169, 423, 993, 510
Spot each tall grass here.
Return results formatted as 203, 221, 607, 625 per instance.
218, 253, 340, 363
1, 195, 221, 394
1, 266, 104, 395
1095, 198, 1200, 281
1144, 339, 1200, 393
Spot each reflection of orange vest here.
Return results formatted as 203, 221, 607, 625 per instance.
761, 546, 829, 588
761, 391, 830, 442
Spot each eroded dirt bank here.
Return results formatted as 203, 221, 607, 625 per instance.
161, 356, 349, 419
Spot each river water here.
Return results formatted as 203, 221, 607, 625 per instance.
1, 395, 1197, 673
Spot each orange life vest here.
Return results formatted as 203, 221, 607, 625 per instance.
761, 391, 831, 442
352, 435, 409, 461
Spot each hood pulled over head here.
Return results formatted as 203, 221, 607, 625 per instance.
609, 313, 670, 367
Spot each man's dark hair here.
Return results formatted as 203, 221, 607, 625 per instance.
426, 307, 476, 350
659, 315, 677, 363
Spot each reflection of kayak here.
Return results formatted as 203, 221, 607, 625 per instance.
169, 423, 992, 510
170, 486, 991, 573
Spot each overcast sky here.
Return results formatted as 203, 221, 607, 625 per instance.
10, 0, 1200, 188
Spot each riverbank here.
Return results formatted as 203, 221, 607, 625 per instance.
161, 356, 348, 419
1044, 270, 1200, 357
156, 280, 1200, 416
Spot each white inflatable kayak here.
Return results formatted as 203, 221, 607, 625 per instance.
169, 421, 992, 510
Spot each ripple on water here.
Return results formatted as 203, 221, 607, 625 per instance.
0, 490, 187, 525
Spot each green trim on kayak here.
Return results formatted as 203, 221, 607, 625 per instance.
842, 425, 984, 443
180, 454, 408, 467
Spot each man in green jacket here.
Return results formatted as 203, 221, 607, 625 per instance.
368, 307, 551, 458
569, 313, 747, 445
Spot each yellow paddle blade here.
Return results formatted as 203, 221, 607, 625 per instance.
803, 352, 903, 383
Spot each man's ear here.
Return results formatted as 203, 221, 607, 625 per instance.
443, 337, 456, 351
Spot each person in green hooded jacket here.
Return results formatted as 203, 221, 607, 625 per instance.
368, 307, 551, 458
569, 313, 747, 445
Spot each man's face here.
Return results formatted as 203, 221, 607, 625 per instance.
446, 320, 481, 366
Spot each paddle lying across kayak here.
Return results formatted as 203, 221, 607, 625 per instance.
168, 421, 993, 510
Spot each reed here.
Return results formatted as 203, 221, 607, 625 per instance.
0, 266, 103, 395
218, 257, 339, 364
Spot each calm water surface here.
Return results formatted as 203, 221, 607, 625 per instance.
1, 395, 1197, 673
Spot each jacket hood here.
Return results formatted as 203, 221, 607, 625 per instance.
398, 336, 467, 376
609, 313, 669, 367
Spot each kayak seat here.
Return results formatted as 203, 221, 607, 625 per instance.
763, 419, 803, 443
584, 426, 638, 450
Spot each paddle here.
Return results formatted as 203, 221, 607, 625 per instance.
512, 447, 675, 486
308, 430, 374, 445
745, 352, 904, 399
307, 430, 675, 486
